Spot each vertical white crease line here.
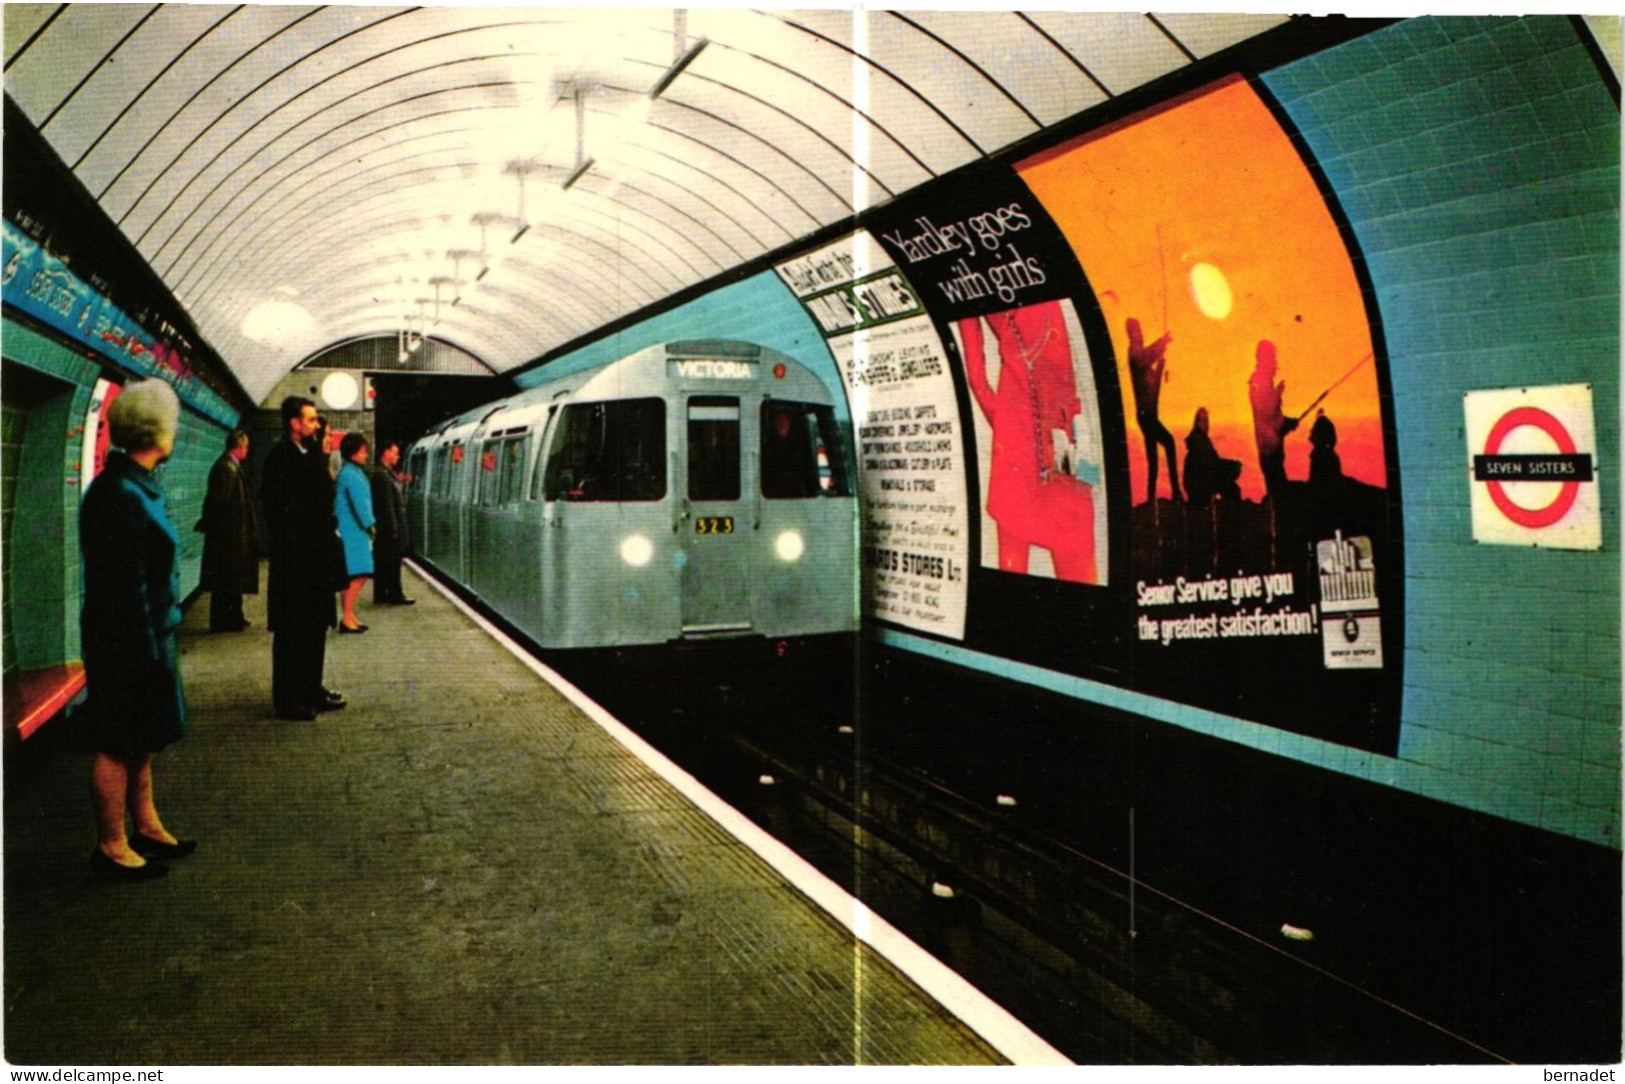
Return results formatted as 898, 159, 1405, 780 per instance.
852, 1, 872, 216
850, 2, 872, 1065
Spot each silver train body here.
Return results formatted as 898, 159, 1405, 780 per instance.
404, 341, 858, 650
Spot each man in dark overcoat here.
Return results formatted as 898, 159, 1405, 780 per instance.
199, 428, 258, 631
261, 395, 344, 721
369, 440, 415, 605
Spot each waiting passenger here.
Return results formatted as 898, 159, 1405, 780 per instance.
79, 379, 197, 880
197, 427, 258, 632
262, 395, 344, 721
335, 432, 376, 633
370, 440, 414, 605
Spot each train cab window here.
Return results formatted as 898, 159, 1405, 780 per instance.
761, 401, 850, 498
688, 397, 740, 501
543, 398, 665, 502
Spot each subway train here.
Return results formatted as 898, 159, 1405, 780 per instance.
403, 340, 858, 653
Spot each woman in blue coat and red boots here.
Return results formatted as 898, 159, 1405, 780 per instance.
79, 379, 197, 881
334, 432, 376, 633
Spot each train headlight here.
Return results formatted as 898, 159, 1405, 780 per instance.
619, 534, 654, 567
775, 530, 804, 562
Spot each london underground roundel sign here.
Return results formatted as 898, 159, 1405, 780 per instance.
1464, 384, 1600, 549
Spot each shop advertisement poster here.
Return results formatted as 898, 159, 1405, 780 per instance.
776, 233, 970, 640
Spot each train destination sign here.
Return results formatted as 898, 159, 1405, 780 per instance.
670, 358, 757, 380
1464, 384, 1600, 549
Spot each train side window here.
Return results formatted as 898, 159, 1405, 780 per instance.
438, 443, 465, 499
408, 449, 426, 494
498, 436, 528, 503
543, 398, 666, 502
432, 447, 452, 498
688, 396, 740, 501
761, 401, 849, 498
478, 441, 502, 504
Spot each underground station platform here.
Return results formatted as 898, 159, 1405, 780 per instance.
2, 565, 1064, 1067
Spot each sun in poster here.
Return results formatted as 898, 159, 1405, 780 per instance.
1018, 74, 1385, 516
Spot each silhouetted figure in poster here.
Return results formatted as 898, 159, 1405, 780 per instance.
1183, 407, 1242, 509
961, 301, 1097, 583
1308, 410, 1343, 491
1126, 317, 1179, 505
1248, 340, 1299, 501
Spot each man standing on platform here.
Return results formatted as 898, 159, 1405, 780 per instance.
261, 395, 345, 722
369, 440, 415, 606
198, 428, 258, 632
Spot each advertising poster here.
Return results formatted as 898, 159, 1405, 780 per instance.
776, 234, 970, 640
947, 299, 1107, 586
1016, 75, 1402, 750
863, 167, 1113, 591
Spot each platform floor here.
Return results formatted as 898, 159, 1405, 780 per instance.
3, 566, 1004, 1065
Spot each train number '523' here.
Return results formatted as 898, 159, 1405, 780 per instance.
695, 516, 735, 535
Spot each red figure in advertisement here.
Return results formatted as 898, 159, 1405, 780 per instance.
961, 300, 1097, 583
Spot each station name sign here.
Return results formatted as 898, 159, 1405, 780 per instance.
1463, 384, 1600, 549
1473, 454, 1594, 481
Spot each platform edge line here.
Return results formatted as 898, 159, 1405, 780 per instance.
405, 561, 1073, 1067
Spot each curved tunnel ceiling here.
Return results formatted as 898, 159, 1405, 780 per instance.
3, 5, 1288, 404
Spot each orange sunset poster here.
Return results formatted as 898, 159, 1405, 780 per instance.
1017, 75, 1385, 511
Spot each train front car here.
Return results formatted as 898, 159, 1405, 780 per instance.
405, 340, 858, 659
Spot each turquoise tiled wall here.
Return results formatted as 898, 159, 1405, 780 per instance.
165, 410, 225, 593
3, 315, 228, 668
3, 397, 25, 676
1263, 15, 1619, 846
515, 271, 844, 419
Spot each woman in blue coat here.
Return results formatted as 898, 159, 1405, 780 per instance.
334, 432, 376, 633
80, 379, 196, 881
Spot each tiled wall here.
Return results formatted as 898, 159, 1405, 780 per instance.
1262, 15, 1619, 845
3, 316, 227, 670
2, 397, 26, 677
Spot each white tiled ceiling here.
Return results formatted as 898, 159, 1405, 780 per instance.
3, 5, 1287, 401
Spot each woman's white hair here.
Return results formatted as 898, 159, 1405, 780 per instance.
107, 379, 181, 453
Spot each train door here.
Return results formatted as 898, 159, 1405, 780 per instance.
679, 395, 751, 635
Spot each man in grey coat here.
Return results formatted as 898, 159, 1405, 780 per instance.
198, 428, 258, 631
369, 440, 414, 605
